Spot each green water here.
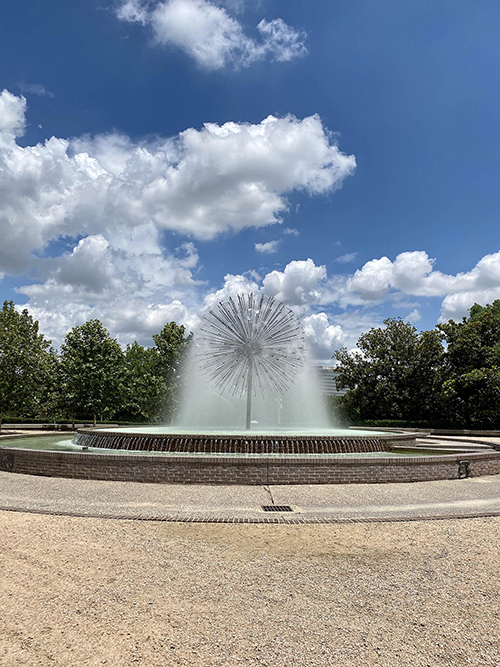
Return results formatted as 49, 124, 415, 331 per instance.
0, 435, 77, 451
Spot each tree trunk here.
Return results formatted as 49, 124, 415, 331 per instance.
0, 413, 2, 433
93, 414, 97, 428
71, 415, 75, 430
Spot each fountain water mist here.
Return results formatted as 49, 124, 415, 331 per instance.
175, 344, 333, 433
194, 293, 308, 430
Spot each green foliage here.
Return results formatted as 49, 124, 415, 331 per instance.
335, 301, 500, 429
0, 301, 53, 427
35, 347, 62, 420
59, 319, 124, 425
334, 318, 445, 423
121, 342, 165, 421
0, 303, 192, 425
438, 300, 500, 428
116, 323, 192, 423
152, 322, 192, 421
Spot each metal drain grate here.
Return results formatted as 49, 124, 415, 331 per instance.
262, 505, 294, 512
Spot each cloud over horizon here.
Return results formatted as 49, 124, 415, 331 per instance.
11, 245, 500, 359
346, 250, 500, 320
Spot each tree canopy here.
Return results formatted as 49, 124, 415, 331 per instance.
122, 342, 165, 422
438, 301, 500, 428
334, 318, 445, 423
152, 322, 192, 421
334, 301, 500, 428
0, 301, 53, 429
0, 313, 193, 425
59, 319, 125, 426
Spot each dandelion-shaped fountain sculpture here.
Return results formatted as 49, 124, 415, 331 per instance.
197, 293, 307, 430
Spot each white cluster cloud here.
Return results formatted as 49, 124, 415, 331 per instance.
198, 251, 500, 358
0, 90, 355, 273
116, 0, 307, 70
346, 249, 500, 320
200, 271, 259, 316
0, 89, 357, 357
347, 256, 393, 300
262, 259, 327, 311
440, 288, 500, 322
17, 237, 500, 359
4, 91, 500, 357
0, 89, 26, 138
301, 312, 345, 360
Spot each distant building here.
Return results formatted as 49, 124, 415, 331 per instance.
314, 366, 348, 396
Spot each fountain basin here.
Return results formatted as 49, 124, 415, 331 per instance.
72, 426, 415, 455
1, 430, 499, 485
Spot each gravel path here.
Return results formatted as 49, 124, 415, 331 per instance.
1, 511, 499, 666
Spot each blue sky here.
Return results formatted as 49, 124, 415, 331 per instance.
1, 0, 499, 359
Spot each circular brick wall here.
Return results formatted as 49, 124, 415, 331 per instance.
1, 446, 499, 485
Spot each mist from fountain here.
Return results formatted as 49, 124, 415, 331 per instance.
175, 345, 334, 434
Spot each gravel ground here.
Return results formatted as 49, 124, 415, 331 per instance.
1, 511, 499, 666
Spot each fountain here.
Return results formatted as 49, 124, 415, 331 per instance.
73, 293, 414, 456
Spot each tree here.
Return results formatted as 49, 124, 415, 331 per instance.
0, 301, 52, 430
438, 300, 500, 428
36, 347, 62, 421
122, 342, 165, 422
152, 322, 192, 422
333, 318, 445, 423
59, 319, 124, 427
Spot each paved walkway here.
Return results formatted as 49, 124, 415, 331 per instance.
1, 471, 500, 523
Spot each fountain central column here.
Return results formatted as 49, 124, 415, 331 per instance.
246, 355, 253, 431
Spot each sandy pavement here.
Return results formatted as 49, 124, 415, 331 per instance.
1, 511, 499, 666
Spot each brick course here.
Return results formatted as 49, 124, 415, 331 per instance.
1, 446, 499, 484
